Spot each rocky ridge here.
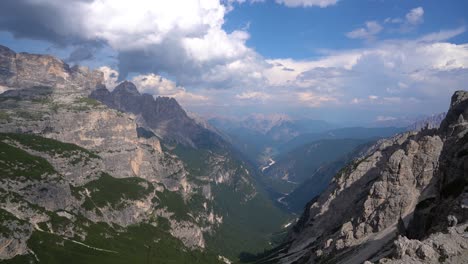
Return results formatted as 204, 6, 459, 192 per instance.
0, 45, 286, 261
261, 91, 468, 263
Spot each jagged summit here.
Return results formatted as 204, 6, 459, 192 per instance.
91, 81, 223, 147
113, 80, 140, 95
0, 44, 103, 98
0, 44, 287, 262
440, 90, 468, 132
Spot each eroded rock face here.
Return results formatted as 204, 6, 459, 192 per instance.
0, 45, 275, 260
269, 91, 468, 264
0, 45, 103, 98
90, 82, 226, 148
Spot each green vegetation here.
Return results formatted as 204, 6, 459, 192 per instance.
0, 141, 57, 180
0, 110, 11, 122
0, 133, 99, 165
4, 221, 222, 264
15, 110, 44, 120
0, 208, 28, 237
76, 173, 153, 210
171, 143, 289, 260
75, 97, 101, 107
206, 184, 289, 259
154, 188, 191, 221
172, 145, 213, 176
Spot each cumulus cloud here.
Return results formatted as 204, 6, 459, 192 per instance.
406, 7, 424, 25
346, 21, 383, 40
384, 6, 424, 32
0, 0, 265, 89
262, 27, 468, 114
1, 1, 467, 121
297, 92, 337, 107
99, 66, 209, 105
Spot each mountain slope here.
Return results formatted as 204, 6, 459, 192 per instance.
281, 141, 375, 213
260, 90, 468, 264
280, 126, 405, 155
0, 45, 288, 262
265, 138, 371, 185
209, 116, 334, 166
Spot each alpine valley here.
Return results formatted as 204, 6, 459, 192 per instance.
0, 45, 288, 263
0, 44, 467, 264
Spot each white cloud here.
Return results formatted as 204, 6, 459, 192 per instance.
275, 0, 338, 8
406, 7, 424, 25
0, 0, 262, 89
99, 66, 210, 105
257, 28, 468, 113
346, 21, 383, 40
2, 1, 467, 120
297, 92, 337, 107
376, 116, 397, 122
236, 91, 271, 100
384, 6, 425, 32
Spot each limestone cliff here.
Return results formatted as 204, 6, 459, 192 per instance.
262, 91, 468, 264
0, 45, 286, 262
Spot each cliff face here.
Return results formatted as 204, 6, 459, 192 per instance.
0, 45, 286, 262
266, 91, 468, 264
90, 81, 224, 148
0, 45, 103, 98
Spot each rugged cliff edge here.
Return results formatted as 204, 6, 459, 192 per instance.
260, 91, 468, 264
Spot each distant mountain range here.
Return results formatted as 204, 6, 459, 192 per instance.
209, 115, 334, 166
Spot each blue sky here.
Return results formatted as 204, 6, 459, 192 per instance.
225, 0, 468, 58
0, 0, 467, 125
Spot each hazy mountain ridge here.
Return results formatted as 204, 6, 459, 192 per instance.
407, 112, 446, 132
208, 115, 334, 166
0, 45, 287, 262
259, 91, 468, 263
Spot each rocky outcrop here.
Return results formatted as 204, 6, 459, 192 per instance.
266, 91, 468, 264
90, 81, 225, 148
0, 45, 285, 260
0, 45, 103, 99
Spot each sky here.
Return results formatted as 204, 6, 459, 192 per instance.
0, 0, 467, 125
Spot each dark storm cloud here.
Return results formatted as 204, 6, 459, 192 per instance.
0, 0, 92, 45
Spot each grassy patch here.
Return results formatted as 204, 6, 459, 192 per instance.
77, 173, 153, 210
75, 97, 102, 107
0, 133, 99, 165
205, 184, 288, 260
4, 222, 222, 264
0, 208, 28, 237
155, 189, 190, 221
15, 110, 44, 120
0, 141, 57, 180
0, 110, 11, 122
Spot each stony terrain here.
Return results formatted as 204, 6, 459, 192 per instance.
260, 91, 468, 263
0, 45, 287, 262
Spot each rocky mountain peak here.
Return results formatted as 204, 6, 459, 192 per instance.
113, 80, 140, 95
440, 90, 468, 132
0, 45, 103, 97
90, 83, 216, 147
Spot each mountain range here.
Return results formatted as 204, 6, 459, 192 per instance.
0, 44, 288, 263
256, 91, 468, 263
1, 44, 467, 264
